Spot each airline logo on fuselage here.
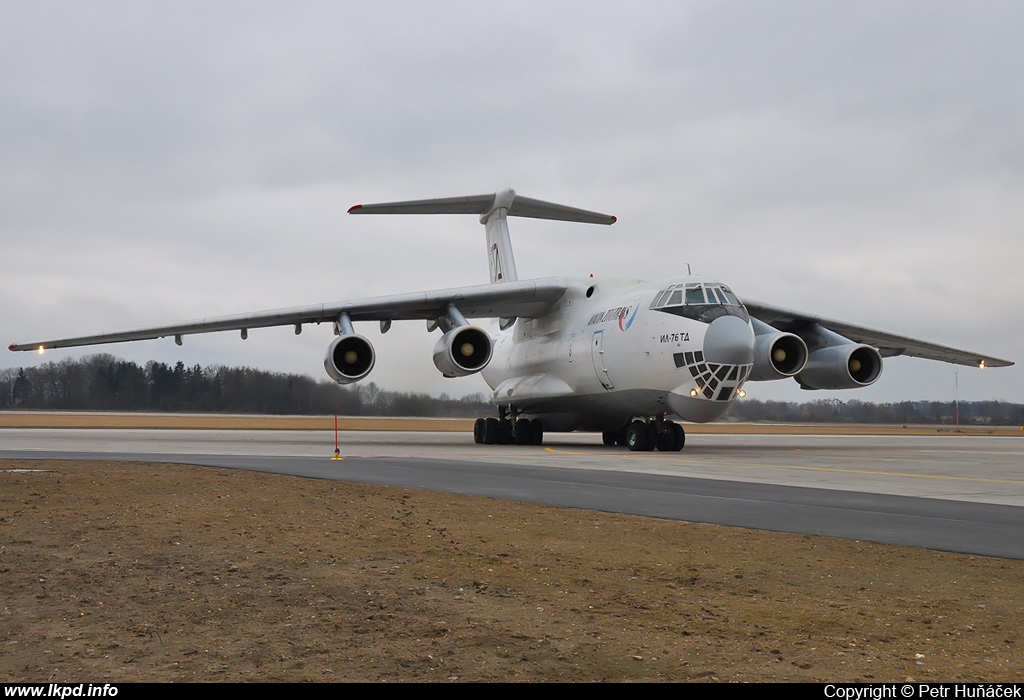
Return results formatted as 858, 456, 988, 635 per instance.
587, 302, 639, 331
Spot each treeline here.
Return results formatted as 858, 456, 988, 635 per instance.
0, 354, 491, 417
729, 398, 1024, 426
2, 355, 1021, 424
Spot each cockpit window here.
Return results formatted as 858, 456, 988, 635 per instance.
650, 281, 749, 323
651, 283, 743, 309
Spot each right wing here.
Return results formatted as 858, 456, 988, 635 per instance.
9, 277, 568, 352
743, 299, 1014, 368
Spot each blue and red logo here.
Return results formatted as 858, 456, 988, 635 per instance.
618, 304, 639, 331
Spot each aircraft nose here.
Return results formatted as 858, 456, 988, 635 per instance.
703, 315, 755, 365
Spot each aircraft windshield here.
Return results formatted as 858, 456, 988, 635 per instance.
650, 283, 748, 323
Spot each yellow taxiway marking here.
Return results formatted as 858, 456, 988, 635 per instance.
543, 446, 1024, 486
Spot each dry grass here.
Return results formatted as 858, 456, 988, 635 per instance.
2, 458, 1023, 682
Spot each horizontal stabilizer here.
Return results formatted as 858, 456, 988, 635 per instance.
349, 188, 616, 225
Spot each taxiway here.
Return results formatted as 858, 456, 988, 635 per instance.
2, 429, 1023, 558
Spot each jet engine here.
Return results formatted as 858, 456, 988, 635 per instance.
796, 344, 883, 390
433, 326, 492, 378
324, 333, 375, 384
749, 330, 809, 381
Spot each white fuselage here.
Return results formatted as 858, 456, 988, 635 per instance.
482, 274, 757, 432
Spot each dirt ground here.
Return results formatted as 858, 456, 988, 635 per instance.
2, 415, 1023, 682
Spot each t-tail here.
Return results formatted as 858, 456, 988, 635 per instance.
348, 188, 616, 288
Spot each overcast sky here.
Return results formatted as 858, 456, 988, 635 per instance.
2, 1, 1021, 406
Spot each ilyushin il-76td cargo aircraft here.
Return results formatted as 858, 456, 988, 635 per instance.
10, 189, 1014, 451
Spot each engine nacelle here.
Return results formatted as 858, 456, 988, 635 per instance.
796, 344, 883, 390
432, 326, 492, 378
324, 334, 375, 384
749, 331, 809, 381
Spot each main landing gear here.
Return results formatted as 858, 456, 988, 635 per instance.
603, 417, 685, 452
473, 416, 544, 445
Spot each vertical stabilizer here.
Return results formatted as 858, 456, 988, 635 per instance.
481, 189, 519, 284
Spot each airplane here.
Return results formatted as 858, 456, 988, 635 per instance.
9, 188, 1014, 451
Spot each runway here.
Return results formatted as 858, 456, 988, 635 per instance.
3, 429, 1024, 559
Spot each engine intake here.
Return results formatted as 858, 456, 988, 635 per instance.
433, 326, 492, 378
324, 334, 375, 384
749, 331, 809, 381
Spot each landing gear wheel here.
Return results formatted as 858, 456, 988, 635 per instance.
529, 420, 544, 446
614, 428, 629, 447
671, 423, 685, 451
655, 426, 675, 452
644, 422, 657, 452
514, 419, 532, 445
483, 417, 499, 445
473, 418, 485, 444
626, 420, 649, 452
602, 431, 617, 446
497, 419, 514, 445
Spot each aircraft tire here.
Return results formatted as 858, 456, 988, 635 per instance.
626, 421, 648, 452
529, 420, 544, 445
514, 419, 532, 445
483, 417, 499, 445
671, 423, 685, 451
473, 418, 485, 444
602, 431, 617, 446
644, 422, 658, 452
655, 427, 675, 452
497, 419, 514, 445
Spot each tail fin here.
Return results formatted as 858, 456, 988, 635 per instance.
348, 188, 616, 285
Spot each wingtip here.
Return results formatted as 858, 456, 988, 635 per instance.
8, 343, 14, 352
347, 204, 363, 214
610, 215, 617, 224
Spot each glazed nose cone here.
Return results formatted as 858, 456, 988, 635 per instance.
703, 315, 755, 365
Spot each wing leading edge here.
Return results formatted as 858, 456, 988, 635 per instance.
743, 300, 1014, 368
9, 278, 568, 352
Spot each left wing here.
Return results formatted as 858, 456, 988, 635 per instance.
9, 277, 567, 352
743, 299, 1013, 368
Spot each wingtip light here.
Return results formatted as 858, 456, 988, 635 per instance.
978, 360, 986, 369
37, 346, 45, 355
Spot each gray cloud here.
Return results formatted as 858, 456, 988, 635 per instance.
2, 1, 1020, 403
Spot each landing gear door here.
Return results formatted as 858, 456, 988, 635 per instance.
591, 330, 614, 390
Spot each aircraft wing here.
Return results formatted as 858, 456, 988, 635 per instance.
9, 277, 568, 352
743, 300, 1014, 368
